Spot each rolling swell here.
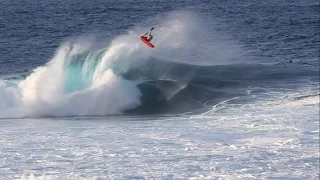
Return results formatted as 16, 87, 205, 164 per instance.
122, 58, 318, 83
121, 58, 318, 115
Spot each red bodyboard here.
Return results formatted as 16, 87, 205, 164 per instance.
140, 38, 155, 48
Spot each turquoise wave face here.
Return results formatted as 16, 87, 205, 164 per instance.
63, 50, 105, 93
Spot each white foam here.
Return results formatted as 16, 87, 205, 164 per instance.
0, 80, 24, 117
21, 173, 56, 180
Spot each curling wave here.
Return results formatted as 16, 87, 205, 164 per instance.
0, 11, 318, 118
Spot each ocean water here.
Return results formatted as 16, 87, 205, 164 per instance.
0, 0, 319, 179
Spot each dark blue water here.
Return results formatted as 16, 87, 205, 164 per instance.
1, 0, 319, 73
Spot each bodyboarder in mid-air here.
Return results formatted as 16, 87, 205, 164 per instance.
140, 27, 155, 42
